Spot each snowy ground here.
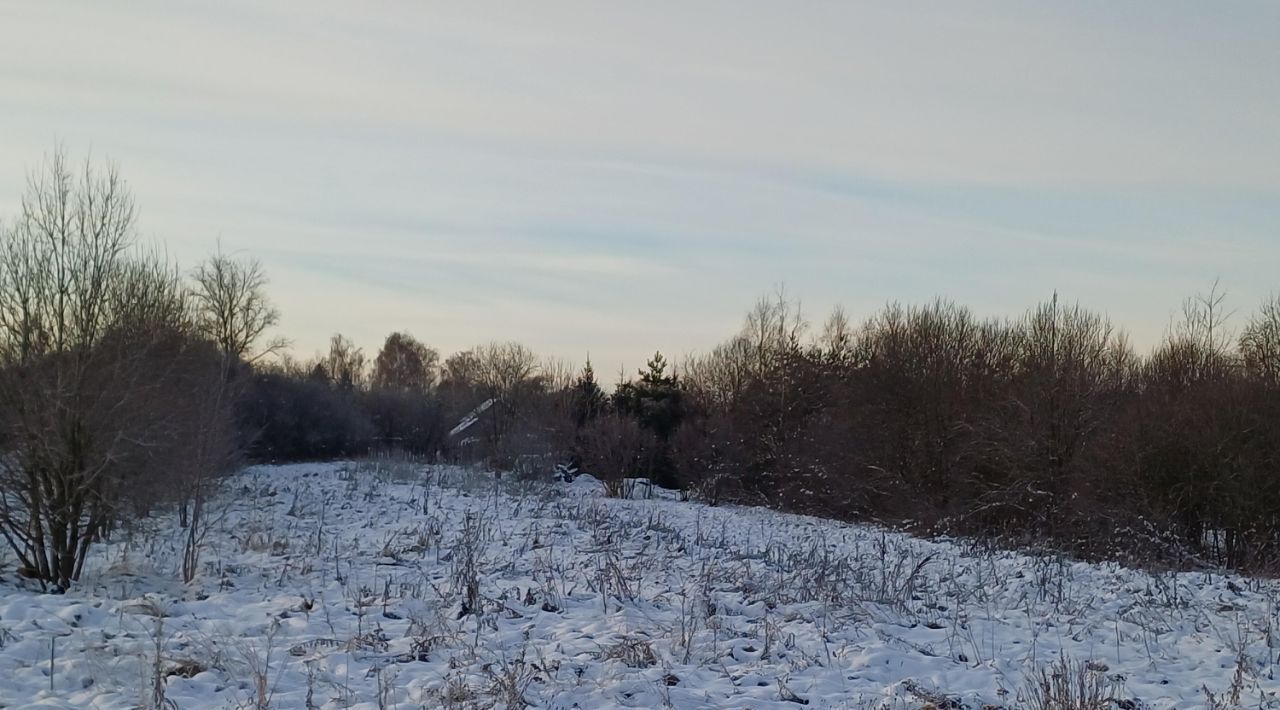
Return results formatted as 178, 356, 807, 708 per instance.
1, 462, 1279, 709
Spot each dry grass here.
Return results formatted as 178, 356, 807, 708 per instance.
1020, 655, 1118, 710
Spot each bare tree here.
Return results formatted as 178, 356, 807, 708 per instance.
182, 248, 283, 571
540, 356, 576, 393
1240, 293, 1280, 384
440, 349, 482, 397
190, 248, 286, 364
474, 341, 541, 398
741, 287, 808, 378
322, 333, 367, 391
475, 342, 543, 464
0, 148, 219, 589
817, 305, 855, 362
578, 413, 656, 497
1176, 279, 1236, 357
682, 290, 804, 414
439, 342, 543, 464
371, 331, 438, 394
681, 335, 753, 412
997, 295, 1132, 533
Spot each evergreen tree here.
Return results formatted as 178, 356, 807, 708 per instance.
612, 351, 686, 488
613, 351, 684, 440
570, 357, 607, 428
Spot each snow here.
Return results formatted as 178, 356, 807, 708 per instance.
0, 461, 1278, 708
448, 399, 495, 438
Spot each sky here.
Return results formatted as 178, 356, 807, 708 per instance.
2, 1, 1278, 375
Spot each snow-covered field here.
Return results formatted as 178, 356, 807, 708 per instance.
1, 462, 1279, 709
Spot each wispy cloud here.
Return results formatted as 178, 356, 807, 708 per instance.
1, 1, 1277, 367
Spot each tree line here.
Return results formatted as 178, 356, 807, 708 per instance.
671, 288, 1280, 573
2, 149, 1278, 589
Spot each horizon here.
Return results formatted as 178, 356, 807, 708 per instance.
3, 2, 1278, 374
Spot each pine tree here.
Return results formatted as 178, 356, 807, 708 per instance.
612, 351, 686, 488
571, 357, 607, 428
613, 351, 683, 440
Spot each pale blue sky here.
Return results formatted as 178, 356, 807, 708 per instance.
2, 1, 1277, 373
